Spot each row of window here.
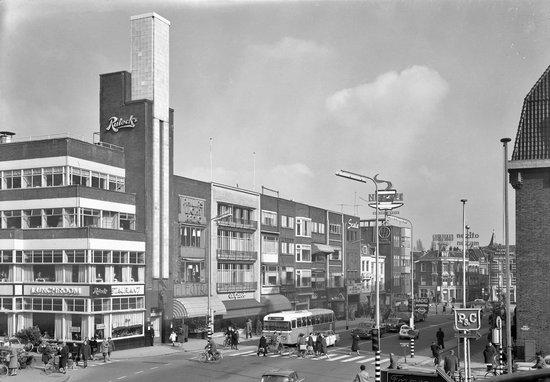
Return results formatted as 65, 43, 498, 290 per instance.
0, 250, 145, 264
0, 166, 125, 192
0, 263, 144, 283
0, 208, 135, 230
217, 204, 253, 222
6, 297, 144, 312
216, 263, 254, 284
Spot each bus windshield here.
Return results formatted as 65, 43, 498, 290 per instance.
263, 321, 291, 331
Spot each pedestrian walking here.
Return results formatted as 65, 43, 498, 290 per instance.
89, 337, 98, 360
319, 333, 328, 359
231, 328, 239, 350
169, 330, 177, 346
107, 337, 115, 360
8, 347, 18, 376
59, 341, 69, 374
307, 333, 314, 355
148, 326, 155, 346
38, 340, 52, 368
430, 341, 441, 366
246, 318, 253, 339
444, 350, 459, 376
353, 364, 369, 382
349, 332, 360, 356
443, 304, 447, 314
257, 335, 267, 357
100, 339, 110, 362
80, 339, 91, 368
297, 333, 306, 357
483, 342, 497, 368
255, 318, 263, 336
436, 327, 445, 349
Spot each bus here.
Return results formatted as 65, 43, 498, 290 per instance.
262, 309, 335, 345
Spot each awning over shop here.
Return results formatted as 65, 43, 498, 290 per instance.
173, 296, 227, 319
223, 299, 263, 319
260, 294, 292, 314
311, 243, 335, 254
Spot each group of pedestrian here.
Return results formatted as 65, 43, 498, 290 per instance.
297, 333, 328, 358
225, 326, 239, 350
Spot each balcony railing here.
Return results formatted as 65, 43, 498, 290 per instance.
216, 249, 257, 262
173, 282, 208, 297
217, 281, 257, 293
217, 217, 257, 230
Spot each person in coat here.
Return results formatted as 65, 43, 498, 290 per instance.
307, 333, 314, 354
89, 337, 98, 360
231, 328, 239, 350
58, 341, 69, 374
246, 318, 253, 339
353, 364, 369, 382
8, 347, 18, 376
431, 341, 441, 366
257, 335, 267, 357
483, 343, 498, 370
100, 339, 110, 362
436, 328, 445, 349
319, 334, 328, 359
444, 350, 459, 375
38, 340, 51, 368
107, 337, 115, 360
349, 333, 360, 356
297, 334, 306, 357
80, 339, 91, 368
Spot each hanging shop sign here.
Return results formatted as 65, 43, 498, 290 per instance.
347, 219, 359, 229
25, 285, 89, 296
105, 115, 137, 133
111, 285, 144, 296
227, 292, 246, 300
69, 327, 81, 333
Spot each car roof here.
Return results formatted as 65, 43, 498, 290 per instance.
263, 369, 297, 377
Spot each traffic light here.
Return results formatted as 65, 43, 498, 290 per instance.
371, 328, 380, 352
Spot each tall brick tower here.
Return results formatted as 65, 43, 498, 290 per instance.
509, 65, 550, 357
99, 13, 173, 342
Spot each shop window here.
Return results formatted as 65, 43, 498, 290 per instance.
66, 299, 85, 312
93, 299, 110, 312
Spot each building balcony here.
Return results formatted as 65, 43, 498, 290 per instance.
261, 253, 278, 264
216, 249, 257, 262
173, 282, 208, 297
217, 281, 257, 293
217, 217, 257, 231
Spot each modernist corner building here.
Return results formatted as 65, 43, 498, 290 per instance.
0, 13, 368, 348
509, 64, 550, 356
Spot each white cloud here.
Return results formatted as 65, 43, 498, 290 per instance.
326, 65, 449, 134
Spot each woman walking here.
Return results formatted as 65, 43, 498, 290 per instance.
349, 333, 360, 356
8, 347, 18, 376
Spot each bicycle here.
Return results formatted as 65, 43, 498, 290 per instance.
198, 350, 223, 363
222, 335, 232, 349
447, 369, 465, 382
484, 363, 505, 377
43, 355, 62, 375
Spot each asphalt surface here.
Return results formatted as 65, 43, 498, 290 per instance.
67, 313, 493, 382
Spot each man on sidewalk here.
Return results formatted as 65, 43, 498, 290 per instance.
431, 341, 441, 366
353, 365, 369, 382
246, 318, 253, 339
444, 350, 459, 376
436, 328, 445, 349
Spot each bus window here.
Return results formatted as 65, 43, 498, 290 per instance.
263, 321, 291, 331
292, 320, 296, 328
307, 317, 312, 326
296, 319, 301, 327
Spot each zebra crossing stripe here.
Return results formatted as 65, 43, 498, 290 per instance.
229, 350, 256, 356
380, 358, 390, 364
356, 357, 376, 363
327, 354, 350, 361
268, 354, 281, 358
341, 356, 364, 363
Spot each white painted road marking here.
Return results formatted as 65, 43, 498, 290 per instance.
135, 371, 143, 374
327, 354, 350, 361
116, 377, 127, 380
341, 356, 364, 363
356, 357, 376, 363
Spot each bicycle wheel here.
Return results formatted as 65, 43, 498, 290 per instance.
43, 363, 53, 375
0, 364, 7, 376
198, 353, 207, 362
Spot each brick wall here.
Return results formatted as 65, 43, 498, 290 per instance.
512, 168, 550, 354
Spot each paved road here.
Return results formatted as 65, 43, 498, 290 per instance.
68, 313, 493, 382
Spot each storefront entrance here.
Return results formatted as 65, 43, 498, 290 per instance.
0, 313, 7, 337
33, 313, 55, 339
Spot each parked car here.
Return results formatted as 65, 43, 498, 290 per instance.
398, 325, 419, 340
385, 317, 402, 332
352, 321, 387, 340
260, 369, 305, 382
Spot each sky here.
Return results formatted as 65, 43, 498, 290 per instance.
2, 0, 550, 248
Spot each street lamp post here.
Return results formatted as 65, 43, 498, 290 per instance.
336, 170, 382, 382
500, 137, 513, 374
460, 199, 469, 382
207, 211, 232, 339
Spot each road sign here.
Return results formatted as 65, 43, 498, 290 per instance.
455, 331, 481, 339
454, 308, 482, 331
496, 316, 502, 329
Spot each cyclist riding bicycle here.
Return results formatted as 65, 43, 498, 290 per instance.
205, 338, 218, 360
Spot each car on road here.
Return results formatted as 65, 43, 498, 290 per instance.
398, 325, 419, 340
260, 369, 305, 382
352, 321, 387, 340
385, 317, 402, 332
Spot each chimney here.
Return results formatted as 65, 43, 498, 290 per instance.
0, 131, 15, 144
